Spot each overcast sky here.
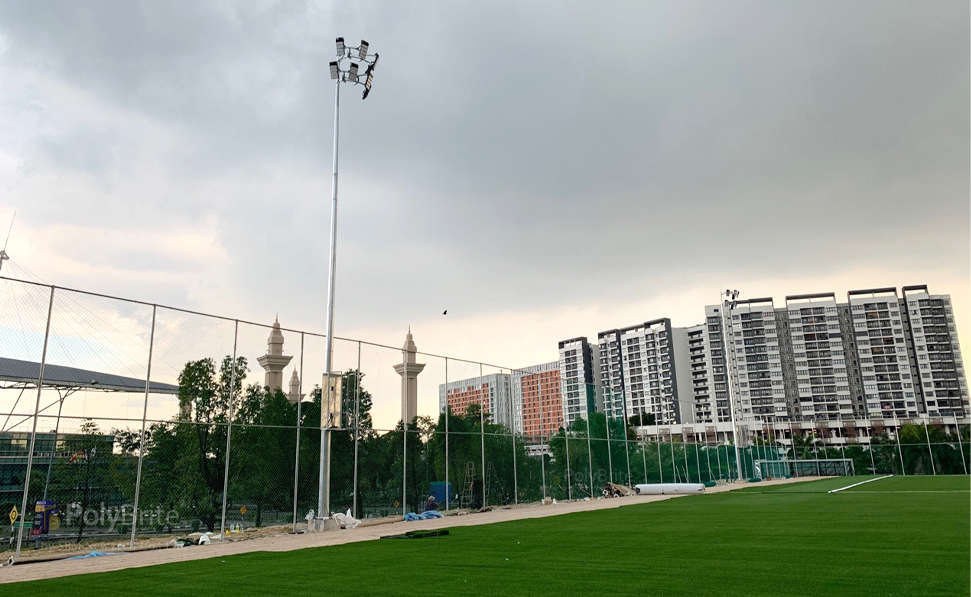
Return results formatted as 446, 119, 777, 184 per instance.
0, 2, 968, 427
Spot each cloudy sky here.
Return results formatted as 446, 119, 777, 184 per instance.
0, 2, 967, 427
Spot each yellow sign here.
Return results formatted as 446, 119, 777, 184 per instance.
50, 515, 60, 531
240, 505, 247, 515
8, 506, 17, 525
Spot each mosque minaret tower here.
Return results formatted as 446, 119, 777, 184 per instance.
257, 316, 293, 392
393, 328, 425, 424
287, 369, 303, 404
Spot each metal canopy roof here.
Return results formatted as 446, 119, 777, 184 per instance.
0, 357, 179, 394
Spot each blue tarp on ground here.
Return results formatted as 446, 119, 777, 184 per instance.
404, 510, 444, 521
66, 551, 122, 560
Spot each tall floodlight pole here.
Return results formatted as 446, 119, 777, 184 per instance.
721, 289, 744, 481
319, 37, 380, 518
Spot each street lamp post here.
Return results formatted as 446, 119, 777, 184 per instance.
721, 289, 744, 481
318, 37, 380, 519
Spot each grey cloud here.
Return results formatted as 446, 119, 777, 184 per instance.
0, 0, 966, 328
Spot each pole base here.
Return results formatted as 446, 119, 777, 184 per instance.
308, 517, 339, 532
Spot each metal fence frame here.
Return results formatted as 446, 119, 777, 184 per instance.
1, 275, 968, 561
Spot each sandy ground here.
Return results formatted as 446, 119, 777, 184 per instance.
0, 477, 821, 584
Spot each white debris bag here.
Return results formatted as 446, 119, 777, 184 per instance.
332, 509, 361, 529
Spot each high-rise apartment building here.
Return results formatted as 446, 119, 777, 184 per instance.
558, 284, 965, 428
596, 329, 625, 419
712, 285, 967, 424
688, 305, 731, 424
439, 373, 516, 431
512, 361, 563, 439
900, 286, 967, 418
724, 298, 790, 422
557, 337, 600, 427
597, 319, 693, 425
846, 287, 919, 419
784, 293, 853, 422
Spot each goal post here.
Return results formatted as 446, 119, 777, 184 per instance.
756, 459, 854, 479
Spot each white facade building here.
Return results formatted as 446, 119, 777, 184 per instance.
847, 288, 919, 419
596, 329, 625, 419
438, 373, 516, 431
557, 337, 600, 427
561, 285, 967, 427
598, 319, 693, 425
689, 305, 732, 424
725, 298, 789, 422
901, 286, 968, 418
785, 293, 853, 422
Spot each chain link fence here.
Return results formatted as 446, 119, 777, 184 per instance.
1, 275, 967, 561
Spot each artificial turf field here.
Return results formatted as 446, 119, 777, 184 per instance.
9, 475, 970, 596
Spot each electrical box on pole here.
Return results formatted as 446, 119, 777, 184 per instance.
323, 372, 343, 429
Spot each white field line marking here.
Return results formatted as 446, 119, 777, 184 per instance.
828, 474, 893, 494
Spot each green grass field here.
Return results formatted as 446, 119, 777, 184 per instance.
10, 476, 970, 596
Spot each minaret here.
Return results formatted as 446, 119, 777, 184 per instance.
287, 369, 303, 404
393, 327, 425, 424
257, 316, 293, 392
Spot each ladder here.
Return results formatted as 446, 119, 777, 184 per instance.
459, 461, 475, 509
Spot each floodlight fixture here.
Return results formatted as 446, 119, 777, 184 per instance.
348, 62, 359, 81
336, 37, 345, 56
359, 40, 369, 59
329, 61, 339, 80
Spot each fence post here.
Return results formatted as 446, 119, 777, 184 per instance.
695, 442, 703, 482
14, 285, 55, 559
478, 363, 486, 507
865, 416, 876, 474
623, 421, 632, 488
605, 393, 614, 484
669, 439, 676, 482
545, 375, 559, 499
219, 319, 239, 537
444, 357, 449, 511
510, 369, 518, 504
657, 435, 663, 484
954, 417, 967, 475
537, 373, 546, 500
291, 333, 305, 531
352, 340, 360, 517
705, 439, 713, 481
893, 414, 906, 475
922, 417, 936, 475
639, 439, 648, 485
129, 304, 157, 548
715, 439, 723, 480
585, 383, 594, 498
637, 410, 647, 484
402, 353, 408, 517
562, 378, 572, 500
682, 431, 690, 483
41, 389, 65, 503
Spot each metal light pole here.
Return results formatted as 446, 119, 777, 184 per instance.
721, 289, 744, 481
318, 37, 380, 518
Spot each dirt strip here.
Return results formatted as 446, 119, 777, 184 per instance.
0, 477, 822, 584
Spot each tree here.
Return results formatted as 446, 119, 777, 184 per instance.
171, 355, 246, 531
232, 385, 297, 526
628, 413, 655, 427
65, 420, 112, 542
341, 370, 373, 435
